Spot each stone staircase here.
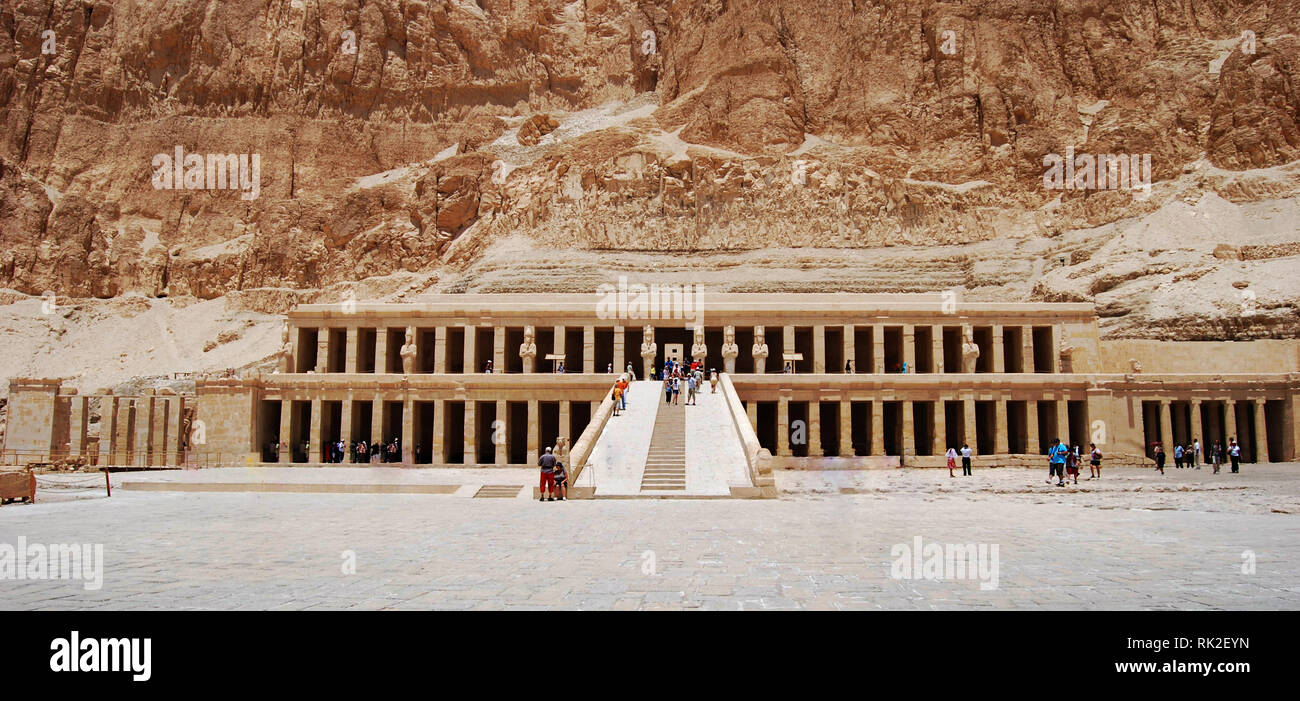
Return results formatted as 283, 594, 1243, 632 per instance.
640, 397, 686, 492
473, 484, 523, 498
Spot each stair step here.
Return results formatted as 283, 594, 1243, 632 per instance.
474, 485, 523, 498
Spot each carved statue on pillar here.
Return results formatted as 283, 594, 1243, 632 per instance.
639, 324, 657, 379
519, 325, 538, 373
1129, 358, 1142, 374
399, 326, 417, 374
277, 321, 294, 373
721, 325, 740, 374
690, 325, 707, 363
554, 436, 570, 467
752, 326, 770, 374
1059, 327, 1076, 373
960, 327, 980, 373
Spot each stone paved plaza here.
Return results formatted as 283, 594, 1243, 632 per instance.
2, 464, 1299, 610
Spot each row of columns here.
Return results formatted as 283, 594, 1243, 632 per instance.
300, 322, 1050, 374
1157, 398, 1269, 457
66, 395, 187, 466
273, 396, 592, 466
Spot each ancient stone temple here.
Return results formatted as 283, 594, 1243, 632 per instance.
5, 293, 1299, 492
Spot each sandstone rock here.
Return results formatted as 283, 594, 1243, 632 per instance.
517, 114, 560, 146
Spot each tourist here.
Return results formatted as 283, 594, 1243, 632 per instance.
672, 375, 681, 405
946, 446, 958, 478
538, 447, 557, 501
626, 362, 636, 380
663, 377, 673, 404
784, 362, 792, 374
616, 375, 629, 409
1193, 438, 1201, 468
960, 443, 972, 476
709, 369, 719, 393
611, 383, 622, 416
846, 359, 853, 374
484, 359, 494, 373
1088, 442, 1102, 479
1173, 443, 1184, 468
552, 459, 568, 501
336, 439, 345, 463
1047, 438, 1067, 486
1210, 440, 1223, 474
556, 361, 566, 374
1065, 445, 1080, 484
1229, 438, 1241, 473
607, 362, 614, 373
686, 374, 698, 405
1154, 443, 1165, 474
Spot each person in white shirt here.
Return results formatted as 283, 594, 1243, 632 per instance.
960, 444, 973, 476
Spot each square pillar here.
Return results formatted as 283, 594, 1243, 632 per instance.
1191, 399, 1204, 446
963, 397, 977, 450
114, 399, 132, 465
100, 397, 118, 466
309, 398, 323, 462
558, 401, 571, 449
839, 400, 853, 457
553, 325, 566, 372
316, 330, 329, 373
463, 324, 477, 373
68, 396, 87, 458
812, 326, 826, 373
527, 399, 540, 466
169, 397, 185, 466
932, 329, 945, 373
339, 398, 354, 453
1160, 399, 1175, 454
1225, 399, 1238, 445
345, 326, 359, 373
463, 400, 477, 465
494, 326, 506, 372
783, 326, 795, 372
375, 328, 389, 374
1253, 400, 1269, 462
746, 400, 759, 433
371, 397, 383, 445
430, 399, 444, 464
583, 325, 596, 373
842, 325, 855, 373
808, 400, 821, 456
871, 401, 884, 455
401, 396, 414, 464
1026, 399, 1040, 455
992, 325, 1005, 373
134, 397, 153, 467
903, 325, 916, 373
933, 399, 946, 455
614, 326, 626, 375
1023, 328, 1036, 373
872, 325, 885, 374
1055, 398, 1070, 447
495, 399, 508, 465
433, 326, 447, 373
150, 396, 168, 465
901, 400, 915, 457
994, 397, 1008, 454
777, 397, 790, 456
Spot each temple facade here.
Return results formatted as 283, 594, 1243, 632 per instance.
5, 293, 1299, 475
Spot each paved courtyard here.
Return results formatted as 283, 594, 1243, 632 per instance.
2, 464, 1298, 610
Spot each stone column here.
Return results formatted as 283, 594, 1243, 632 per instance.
494, 326, 506, 373
871, 401, 884, 455
401, 395, 414, 464
872, 325, 885, 374
150, 396, 168, 465
842, 325, 855, 373
1023, 328, 1037, 373
495, 399, 508, 465
464, 324, 477, 373
1253, 400, 1269, 462
903, 325, 916, 373
115, 399, 132, 465
371, 396, 384, 445
1056, 398, 1070, 446
430, 399, 444, 464
963, 396, 977, 450
316, 329, 329, 373
434, 326, 447, 374
614, 326, 626, 375
339, 398, 353, 458
134, 397, 153, 466
375, 328, 390, 374
933, 400, 946, 455
463, 400, 477, 465
527, 399, 540, 466
309, 397, 323, 462
783, 326, 795, 372
992, 325, 1005, 373
1159, 399, 1175, 454
932, 328, 945, 373
558, 401, 571, 458
746, 400, 758, 433
1225, 399, 1238, 445
808, 401, 821, 456
901, 400, 915, 457
100, 397, 118, 466
839, 400, 853, 457
553, 325, 566, 373
1190, 399, 1204, 447
1026, 400, 1040, 456
583, 325, 595, 373
345, 327, 359, 373
278, 400, 292, 463
69, 396, 87, 458
812, 326, 826, 373
777, 397, 790, 456
994, 397, 1008, 455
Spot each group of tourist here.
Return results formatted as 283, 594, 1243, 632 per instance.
1042, 439, 1103, 486
342, 438, 401, 463
657, 359, 718, 405
1150, 437, 1241, 474
537, 446, 568, 502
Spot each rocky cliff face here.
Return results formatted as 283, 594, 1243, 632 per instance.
1, 0, 1299, 389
